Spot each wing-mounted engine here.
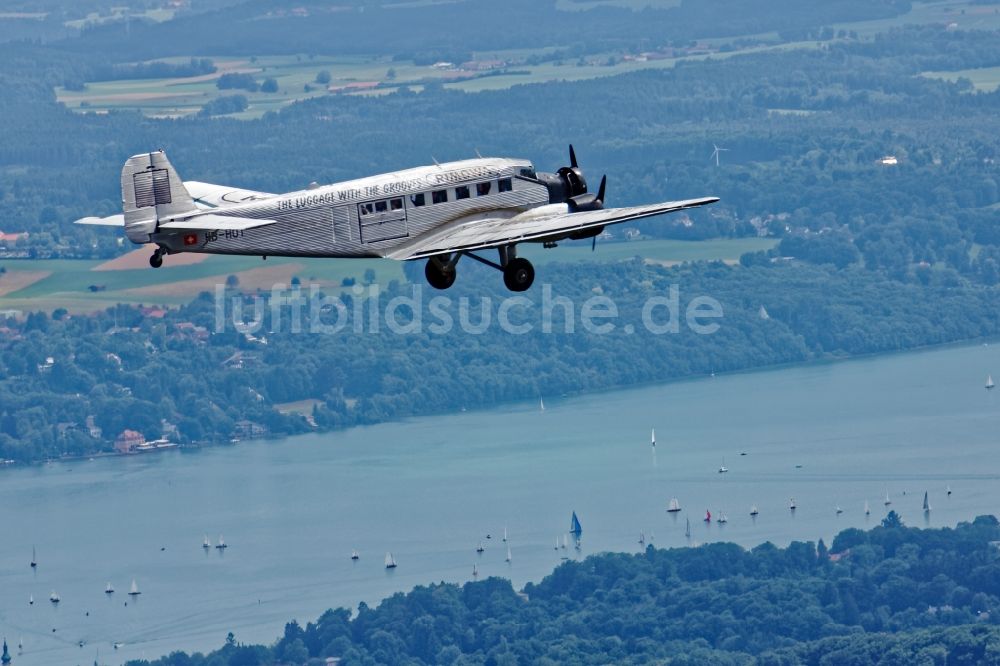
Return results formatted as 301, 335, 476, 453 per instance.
534, 145, 606, 213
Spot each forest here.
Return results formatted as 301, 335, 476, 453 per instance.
121, 514, 1000, 665
2, 258, 999, 464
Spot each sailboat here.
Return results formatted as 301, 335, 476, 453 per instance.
502, 525, 508, 542
884, 491, 891, 506
472, 563, 479, 577
864, 500, 871, 515
570, 511, 583, 536
216, 535, 227, 549
384, 552, 397, 569
835, 505, 843, 515
49, 591, 60, 604
202, 535, 211, 549
539, 397, 545, 412
651, 428, 656, 448
947, 484, 952, 496
923, 491, 931, 512
561, 534, 568, 549
988, 375, 995, 389
351, 550, 360, 561
638, 531, 645, 545
476, 541, 485, 553
789, 497, 797, 510
28, 595, 33, 606
685, 517, 691, 538
750, 504, 759, 516
30, 546, 36, 569
704, 509, 712, 522
667, 498, 681, 513
718, 458, 728, 473
506, 546, 512, 563
716, 512, 728, 524
105, 582, 114, 595
554, 537, 560, 550
128, 579, 140, 596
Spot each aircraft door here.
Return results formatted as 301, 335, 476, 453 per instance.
358, 197, 408, 243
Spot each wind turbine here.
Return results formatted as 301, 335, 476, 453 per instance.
710, 144, 729, 167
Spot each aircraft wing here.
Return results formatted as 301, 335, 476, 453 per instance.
388, 197, 719, 260
184, 181, 276, 209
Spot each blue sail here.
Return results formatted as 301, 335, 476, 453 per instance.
570, 511, 582, 535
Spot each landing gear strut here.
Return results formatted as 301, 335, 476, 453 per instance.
149, 248, 164, 268
423, 246, 535, 292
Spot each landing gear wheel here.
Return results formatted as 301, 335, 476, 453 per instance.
425, 259, 456, 290
503, 258, 535, 292
149, 250, 164, 268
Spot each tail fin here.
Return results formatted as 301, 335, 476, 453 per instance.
120, 151, 196, 244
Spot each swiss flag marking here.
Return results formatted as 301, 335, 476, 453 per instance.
183, 234, 198, 246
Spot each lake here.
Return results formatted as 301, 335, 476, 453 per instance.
3, 341, 1000, 665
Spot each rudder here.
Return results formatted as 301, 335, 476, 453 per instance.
121, 150, 196, 244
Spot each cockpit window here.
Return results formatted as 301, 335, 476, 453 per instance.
519, 167, 536, 178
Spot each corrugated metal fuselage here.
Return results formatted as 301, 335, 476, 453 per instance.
154, 158, 548, 259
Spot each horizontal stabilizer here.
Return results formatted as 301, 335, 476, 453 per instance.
75, 214, 125, 226
158, 214, 276, 232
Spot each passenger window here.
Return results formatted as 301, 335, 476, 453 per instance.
432, 189, 448, 204
476, 182, 492, 196
375, 201, 387, 213
411, 193, 425, 207
455, 185, 470, 200
360, 203, 374, 215
498, 178, 512, 192
390, 198, 403, 211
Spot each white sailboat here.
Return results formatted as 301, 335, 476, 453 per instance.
49, 591, 60, 604
718, 457, 728, 474
789, 497, 797, 510
384, 552, 397, 569
502, 525, 508, 542
216, 534, 227, 549
988, 375, 995, 389
638, 531, 645, 545
539, 397, 545, 412
472, 563, 479, 577
667, 497, 681, 513
835, 505, 843, 515
351, 549, 360, 561
128, 579, 140, 596
506, 546, 512, 563
28, 595, 33, 606
202, 535, 211, 549
685, 518, 691, 539
105, 582, 114, 595
750, 504, 759, 516
30, 546, 36, 569
864, 500, 871, 515
947, 484, 952, 496
554, 537, 560, 550
651, 428, 656, 448
476, 541, 485, 553
923, 491, 931, 512
716, 512, 728, 524
884, 491, 891, 506
561, 534, 568, 549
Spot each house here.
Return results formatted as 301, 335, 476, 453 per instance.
233, 420, 268, 440
85, 415, 102, 439
114, 429, 145, 454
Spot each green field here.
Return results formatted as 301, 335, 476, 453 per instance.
921, 65, 1000, 92
0, 238, 776, 314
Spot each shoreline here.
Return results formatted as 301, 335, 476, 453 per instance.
11, 332, 1000, 471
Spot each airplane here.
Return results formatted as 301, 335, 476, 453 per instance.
76, 146, 718, 291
